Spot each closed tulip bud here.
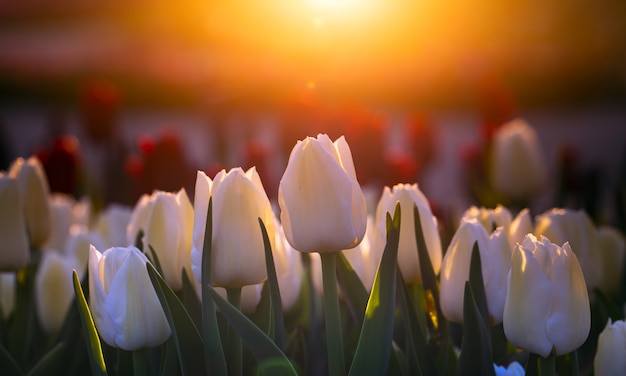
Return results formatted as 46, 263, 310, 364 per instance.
0, 272, 16, 319
535, 208, 601, 290
64, 225, 106, 278
503, 235, 590, 357
596, 227, 625, 298
462, 205, 533, 251
373, 184, 442, 284
490, 118, 547, 201
94, 204, 132, 248
9, 156, 52, 247
127, 189, 194, 290
440, 220, 511, 324
278, 134, 367, 253
46, 194, 91, 252
190, 170, 212, 285
88, 245, 170, 350
594, 319, 626, 375
274, 219, 304, 310
191, 168, 274, 288
35, 252, 77, 334
0, 175, 29, 271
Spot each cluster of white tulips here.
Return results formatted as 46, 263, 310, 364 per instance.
0, 121, 625, 376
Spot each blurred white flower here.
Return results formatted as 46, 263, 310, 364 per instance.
490, 118, 547, 201
127, 189, 194, 291
94, 204, 132, 248
535, 208, 601, 290
9, 156, 51, 247
0, 175, 29, 270
372, 184, 442, 284
596, 226, 625, 297
594, 319, 626, 376
35, 252, 78, 334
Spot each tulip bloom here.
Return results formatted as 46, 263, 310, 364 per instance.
127, 189, 194, 291
279, 134, 367, 253
0, 175, 29, 271
88, 245, 170, 350
46, 194, 91, 252
9, 156, 52, 248
94, 204, 132, 248
440, 220, 511, 324
191, 168, 274, 288
535, 208, 601, 290
372, 184, 442, 284
490, 118, 547, 201
503, 235, 590, 357
462, 205, 533, 254
594, 319, 626, 375
596, 226, 625, 298
35, 252, 77, 334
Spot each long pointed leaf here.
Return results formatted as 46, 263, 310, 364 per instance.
206, 286, 298, 375
0, 342, 23, 376
348, 202, 401, 376
259, 218, 285, 349
146, 263, 204, 376
468, 242, 489, 328
201, 198, 227, 376
336, 251, 368, 326
26, 343, 65, 376
72, 270, 107, 376
456, 282, 494, 376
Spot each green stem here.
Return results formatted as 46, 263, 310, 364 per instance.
132, 348, 148, 376
538, 354, 555, 376
226, 287, 242, 376
320, 252, 345, 376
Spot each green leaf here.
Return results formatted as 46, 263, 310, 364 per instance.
0, 343, 23, 376
413, 205, 442, 328
468, 242, 489, 328
205, 286, 298, 375
259, 218, 285, 349
397, 274, 436, 376
72, 270, 107, 376
257, 357, 300, 376
134, 229, 144, 252
181, 268, 202, 330
336, 251, 368, 326
456, 282, 494, 376
26, 342, 65, 376
200, 198, 227, 376
348, 202, 401, 376
146, 263, 204, 376
147, 245, 164, 277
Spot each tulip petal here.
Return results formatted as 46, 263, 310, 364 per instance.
503, 246, 553, 357
545, 243, 590, 355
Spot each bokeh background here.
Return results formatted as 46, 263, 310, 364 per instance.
1, 0, 625, 224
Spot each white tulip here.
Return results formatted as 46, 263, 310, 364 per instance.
490, 118, 547, 201
503, 235, 590, 357
278, 134, 367, 253
594, 319, 626, 376
35, 252, 77, 334
127, 189, 194, 291
9, 156, 51, 247
0, 175, 29, 271
440, 220, 511, 324
88, 245, 170, 350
